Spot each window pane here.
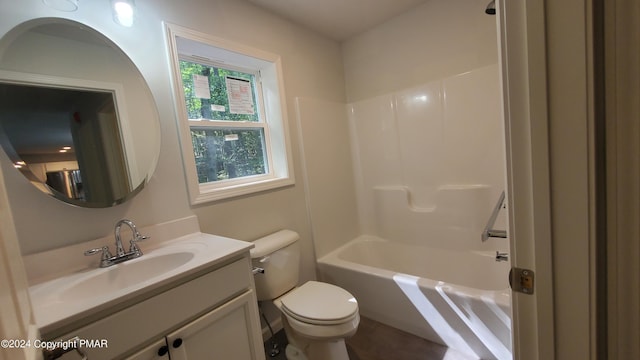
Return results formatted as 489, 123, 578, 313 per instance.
191, 127, 268, 183
180, 60, 260, 122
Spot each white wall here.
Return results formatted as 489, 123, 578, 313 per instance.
0, 0, 346, 287
343, 0, 499, 102
295, 98, 359, 258
342, 0, 505, 249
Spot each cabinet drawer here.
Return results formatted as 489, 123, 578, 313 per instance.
56, 257, 251, 360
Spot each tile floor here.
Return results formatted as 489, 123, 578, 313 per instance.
263, 316, 477, 360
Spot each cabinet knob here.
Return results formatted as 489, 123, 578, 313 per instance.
157, 345, 169, 356
172, 338, 183, 349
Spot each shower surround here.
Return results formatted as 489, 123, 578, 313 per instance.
314, 64, 512, 359
348, 64, 507, 250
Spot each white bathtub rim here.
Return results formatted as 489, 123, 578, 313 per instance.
317, 234, 511, 308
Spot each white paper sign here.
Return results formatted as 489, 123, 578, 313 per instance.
225, 76, 255, 115
193, 74, 211, 99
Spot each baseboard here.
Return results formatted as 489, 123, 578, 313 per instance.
261, 316, 283, 342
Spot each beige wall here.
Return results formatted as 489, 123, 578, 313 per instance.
295, 98, 359, 258
0, 0, 345, 285
0, 165, 38, 360
342, 0, 498, 102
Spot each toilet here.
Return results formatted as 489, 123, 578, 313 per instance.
250, 230, 359, 360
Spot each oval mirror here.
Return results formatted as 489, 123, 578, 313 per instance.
0, 18, 160, 207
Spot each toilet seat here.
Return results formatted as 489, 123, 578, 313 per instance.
283, 309, 360, 341
279, 281, 359, 325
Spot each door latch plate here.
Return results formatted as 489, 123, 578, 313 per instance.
509, 267, 535, 294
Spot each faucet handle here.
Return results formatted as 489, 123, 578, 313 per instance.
84, 246, 113, 267
84, 246, 112, 258
136, 234, 150, 241
129, 234, 149, 257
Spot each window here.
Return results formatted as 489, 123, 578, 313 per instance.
165, 23, 294, 204
181, 61, 269, 183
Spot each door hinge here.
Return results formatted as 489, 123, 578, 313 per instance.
509, 267, 535, 294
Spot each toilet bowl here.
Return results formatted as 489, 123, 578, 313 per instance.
250, 230, 360, 360
275, 281, 360, 340
273, 282, 359, 360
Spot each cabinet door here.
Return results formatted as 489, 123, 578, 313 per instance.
166, 290, 265, 360
125, 338, 170, 360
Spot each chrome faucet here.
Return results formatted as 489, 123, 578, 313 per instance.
114, 219, 147, 257
85, 219, 149, 267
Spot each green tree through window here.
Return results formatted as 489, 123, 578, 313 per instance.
180, 60, 267, 183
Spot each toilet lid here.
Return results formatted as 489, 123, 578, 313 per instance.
280, 281, 358, 325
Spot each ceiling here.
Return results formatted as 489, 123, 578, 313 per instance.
246, 0, 430, 41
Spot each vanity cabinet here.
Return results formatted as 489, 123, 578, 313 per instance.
52, 255, 265, 360
127, 291, 261, 360
125, 339, 167, 360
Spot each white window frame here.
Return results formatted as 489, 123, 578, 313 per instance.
165, 23, 294, 204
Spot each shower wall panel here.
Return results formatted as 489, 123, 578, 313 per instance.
348, 64, 506, 246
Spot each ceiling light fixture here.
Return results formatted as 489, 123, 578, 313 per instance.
42, 0, 79, 12
112, 0, 136, 27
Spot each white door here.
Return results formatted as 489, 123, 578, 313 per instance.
497, 1, 555, 358
498, 0, 597, 359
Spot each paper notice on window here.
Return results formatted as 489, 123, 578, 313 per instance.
193, 74, 211, 99
226, 76, 255, 115
224, 134, 239, 141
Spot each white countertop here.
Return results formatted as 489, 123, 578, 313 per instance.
28, 231, 253, 336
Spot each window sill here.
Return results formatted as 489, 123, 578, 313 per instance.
190, 176, 294, 204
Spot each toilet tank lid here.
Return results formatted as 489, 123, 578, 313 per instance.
250, 229, 300, 258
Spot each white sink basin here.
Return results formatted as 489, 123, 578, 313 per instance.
29, 232, 254, 334
64, 252, 195, 299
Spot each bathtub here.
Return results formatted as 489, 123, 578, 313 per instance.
317, 235, 512, 360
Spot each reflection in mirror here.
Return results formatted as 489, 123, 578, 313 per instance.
0, 80, 135, 204
0, 19, 160, 207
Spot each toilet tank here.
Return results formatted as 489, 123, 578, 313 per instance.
250, 230, 300, 301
